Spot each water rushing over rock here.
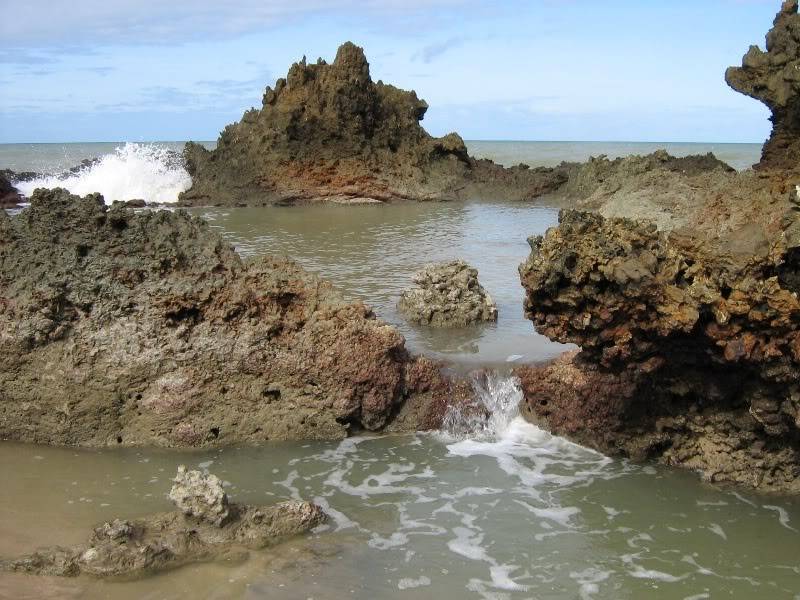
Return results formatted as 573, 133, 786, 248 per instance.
441, 373, 524, 440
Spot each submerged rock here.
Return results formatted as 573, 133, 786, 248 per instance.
178, 42, 575, 206
0, 467, 325, 578
726, 0, 800, 172
398, 260, 498, 328
0, 188, 470, 446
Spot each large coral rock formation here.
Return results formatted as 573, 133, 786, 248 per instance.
0, 188, 468, 446
515, 2, 800, 494
0, 467, 326, 578
726, 0, 800, 172
178, 42, 576, 206
398, 260, 498, 328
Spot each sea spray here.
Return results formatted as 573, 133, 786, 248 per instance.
440, 372, 524, 440
15, 143, 191, 204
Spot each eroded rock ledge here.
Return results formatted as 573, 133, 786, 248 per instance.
0, 466, 325, 578
0, 188, 468, 446
726, 0, 800, 173
517, 205, 800, 493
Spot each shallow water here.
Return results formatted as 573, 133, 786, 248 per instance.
3, 139, 798, 598
2, 376, 799, 599
191, 200, 569, 367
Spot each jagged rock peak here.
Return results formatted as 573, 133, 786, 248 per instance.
726, 1, 800, 171
333, 41, 371, 78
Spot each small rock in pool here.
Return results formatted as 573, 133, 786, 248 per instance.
398, 260, 498, 328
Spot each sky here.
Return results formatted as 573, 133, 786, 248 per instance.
0, 0, 784, 143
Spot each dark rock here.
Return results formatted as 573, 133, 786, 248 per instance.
178, 42, 575, 206
517, 206, 800, 494
0, 172, 22, 208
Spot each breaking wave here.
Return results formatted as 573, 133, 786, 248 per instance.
15, 143, 191, 204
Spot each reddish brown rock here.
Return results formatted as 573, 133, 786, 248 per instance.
517, 205, 800, 493
177, 42, 629, 206
0, 188, 466, 447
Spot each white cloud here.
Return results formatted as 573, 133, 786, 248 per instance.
1, 0, 470, 47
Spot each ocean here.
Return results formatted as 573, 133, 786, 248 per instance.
0, 140, 763, 205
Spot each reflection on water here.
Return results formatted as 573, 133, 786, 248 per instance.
191, 200, 571, 367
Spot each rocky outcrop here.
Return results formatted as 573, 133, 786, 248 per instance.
178, 42, 584, 206
0, 172, 21, 208
0, 467, 325, 578
514, 2, 800, 494
398, 260, 497, 328
0, 188, 470, 446
518, 203, 800, 493
726, 0, 800, 172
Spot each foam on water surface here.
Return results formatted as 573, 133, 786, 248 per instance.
2, 374, 799, 599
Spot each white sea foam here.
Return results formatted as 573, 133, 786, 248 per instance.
397, 575, 431, 590
16, 143, 191, 204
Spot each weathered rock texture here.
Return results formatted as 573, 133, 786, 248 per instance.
726, 0, 800, 172
515, 3, 800, 494
0, 188, 469, 446
177, 40, 737, 207
398, 260, 497, 328
0, 467, 325, 578
518, 200, 800, 493
178, 42, 600, 206
169, 466, 230, 526
0, 172, 21, 208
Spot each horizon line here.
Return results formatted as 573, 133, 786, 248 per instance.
0, 138, 767, 146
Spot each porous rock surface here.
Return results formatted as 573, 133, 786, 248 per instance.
726, 0, 800, 172
0, 188, 469, 446
179, 42, 594, 206
168, 465, 230, 526
398, 260, 498, 328
515, 2, 800, 494
178, 41, 734, 207
0, 467, 325, 578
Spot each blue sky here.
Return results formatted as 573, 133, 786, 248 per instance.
0, 0, 782, 143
